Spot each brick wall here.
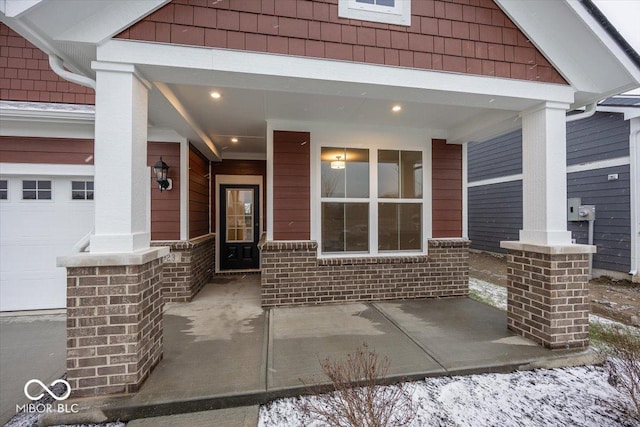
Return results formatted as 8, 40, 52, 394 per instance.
117, 0, 565, 84
505, 249, 590, 349
259, 238, 469, 306
66, 259, 164, 397
0, 23, 95, 103
152, 234, 215, 302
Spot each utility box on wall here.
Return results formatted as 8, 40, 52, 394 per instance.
568, 198, 581, 221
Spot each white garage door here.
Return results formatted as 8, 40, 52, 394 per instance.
0, 175, 94, 311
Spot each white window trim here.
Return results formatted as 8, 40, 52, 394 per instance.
71, 180, 94, 201
338, 0, 411, 26
313, 142, 429, 258
21, 179, 53, 202
0, 179, 8, 201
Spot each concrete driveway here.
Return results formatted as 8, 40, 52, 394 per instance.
0, 312, 66, 425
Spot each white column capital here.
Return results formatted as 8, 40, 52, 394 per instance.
91, 61, 152, 90
519, 101, 571, 118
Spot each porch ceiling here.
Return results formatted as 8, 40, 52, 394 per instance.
149, 82, 502, 159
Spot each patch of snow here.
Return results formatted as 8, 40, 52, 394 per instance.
469, 277, 507, 311
259, 365, 637, 427
0, 100, 94, 113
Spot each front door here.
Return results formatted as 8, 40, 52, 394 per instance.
219, 185, 260, 270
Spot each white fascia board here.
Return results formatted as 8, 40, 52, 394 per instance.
147, 128, 186, 143
0, 162, 94, 176
447, 110, 522, 145
495, 0, 640, 103
21, 0, 169, 45
0, 104, 94, 124
98, 39, 575, 108
0, 0, 43, 17
221, 152, 267, 161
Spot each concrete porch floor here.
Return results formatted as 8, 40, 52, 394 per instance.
50, 275, 598, 424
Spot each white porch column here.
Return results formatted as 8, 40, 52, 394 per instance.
519, 102, 572, 246
90, 62, 151, 253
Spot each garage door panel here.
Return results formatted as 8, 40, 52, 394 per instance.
0, 175, 94, 311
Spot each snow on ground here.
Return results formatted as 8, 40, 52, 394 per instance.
259, 365, 637, 427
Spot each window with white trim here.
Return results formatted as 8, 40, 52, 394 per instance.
320, 146, 423, 255
71, 181, 94, 200
338, 0, 411, 26
0, 180, 7, 200
22, 180, 51, 200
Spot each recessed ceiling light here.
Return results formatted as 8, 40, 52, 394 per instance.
210, 91, 222, 99
231, 137, 238, 143
391, 105, 402, 112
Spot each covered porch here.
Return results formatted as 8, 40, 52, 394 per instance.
43, 274, 596, 424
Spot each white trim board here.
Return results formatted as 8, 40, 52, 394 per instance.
0, 163, 95, 176
467, 156, 631, 187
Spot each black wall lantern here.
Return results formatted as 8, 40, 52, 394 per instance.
153, 157, 171, 191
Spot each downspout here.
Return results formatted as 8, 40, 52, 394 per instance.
49, 54, 96, 252
566, 102, 597, 122
48, 55, 96, 90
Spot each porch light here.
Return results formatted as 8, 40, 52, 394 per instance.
153, 157, 171, 191
331, 155, 346, 169
391, 104, 402, 112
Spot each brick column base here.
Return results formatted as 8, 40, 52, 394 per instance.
501, 242, 596, 350
58, 248, 167, 397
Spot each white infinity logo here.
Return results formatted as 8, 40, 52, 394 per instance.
24, 379, 71, 401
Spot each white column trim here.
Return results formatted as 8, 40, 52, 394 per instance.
180, 139, 189, 241
462, 142, 468, 239
266, 123, 274, 241
630, 117, 640, 279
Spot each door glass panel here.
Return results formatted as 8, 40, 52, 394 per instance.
226, 188, 254, 242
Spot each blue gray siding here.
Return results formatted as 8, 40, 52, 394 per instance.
468, 180, 522, 253
467, 112, 632, 274
567, 165, 631, 273
467, 129, 521, 182
567, 113, 629, 165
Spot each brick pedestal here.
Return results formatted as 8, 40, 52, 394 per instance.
501, 242, 596, 349
152, 234, 215, 302
58, 248, 168, 397
259, 238, 470, 307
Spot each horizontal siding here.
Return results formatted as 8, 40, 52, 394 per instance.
467, 129, 521, 181
0, 136, 94, 164
567, 165, 631, 273
468, 180, 522, 253
567, 112, 629, 165
147, 142, 180, 241
273, 131, 310, 240
189, 145, 210, 239
432, 139, 462, 238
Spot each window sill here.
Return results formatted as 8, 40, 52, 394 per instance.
318, 253, 429, 266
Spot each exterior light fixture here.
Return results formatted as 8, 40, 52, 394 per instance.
331, 155, 346, 169
153, 157, 171, 191
231, 137, 238, 143
391, 105, 402, 112
210, 91, 222, 99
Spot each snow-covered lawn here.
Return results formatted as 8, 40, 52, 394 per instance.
259, 363, 636, 427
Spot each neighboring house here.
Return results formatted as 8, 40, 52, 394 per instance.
468, 98, 640, 282
1, 0, 639, 397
